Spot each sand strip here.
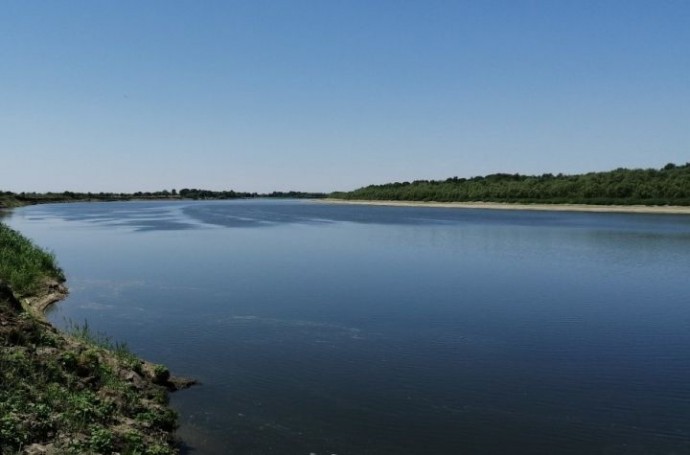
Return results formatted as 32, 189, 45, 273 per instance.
319, 199, 690, 215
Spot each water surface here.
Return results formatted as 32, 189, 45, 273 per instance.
7, 200, 690, 454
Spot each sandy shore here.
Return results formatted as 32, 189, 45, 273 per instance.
320, 199, 690, 215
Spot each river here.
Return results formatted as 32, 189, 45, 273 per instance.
6, 200, 690, 454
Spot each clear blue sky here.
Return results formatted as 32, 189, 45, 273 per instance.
2, 1, 688, 193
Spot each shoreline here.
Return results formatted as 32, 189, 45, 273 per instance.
1, 218, 194, 454
0, 277, 195, 454
23, 279, 70, 320
320, 199, 690, 215
26, 278, 198, 390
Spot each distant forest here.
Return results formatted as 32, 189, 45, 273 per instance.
331, 163, 690, 206
0, 188, 326, 208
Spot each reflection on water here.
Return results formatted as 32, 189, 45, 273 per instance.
6, 200, 690, 454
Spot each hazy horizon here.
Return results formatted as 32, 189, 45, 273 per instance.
3, 161, 688, 195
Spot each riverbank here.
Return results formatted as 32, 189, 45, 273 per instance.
321, 199, 690, 215
0, 223, 193, 455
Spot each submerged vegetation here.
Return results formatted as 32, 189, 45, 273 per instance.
332, 163, 690, 206
0, 222, 185, 454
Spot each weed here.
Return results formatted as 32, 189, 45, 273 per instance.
89, 426, 114, 453
136, 407, 178, 432
152, 364, 170, 384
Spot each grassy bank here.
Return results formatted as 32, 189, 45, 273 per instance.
0, 224, 64, 297
0, 223, 186, 454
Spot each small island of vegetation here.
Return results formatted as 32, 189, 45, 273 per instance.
331, 163, 690, 206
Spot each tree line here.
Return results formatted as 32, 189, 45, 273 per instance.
0, 189, 326, 208
331, 163, 690, 206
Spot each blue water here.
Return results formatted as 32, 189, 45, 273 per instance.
6, 200, 690, 454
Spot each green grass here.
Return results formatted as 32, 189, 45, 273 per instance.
66, 319, 144, 372
0, 315, 177, 454
0, 222, 64, 295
